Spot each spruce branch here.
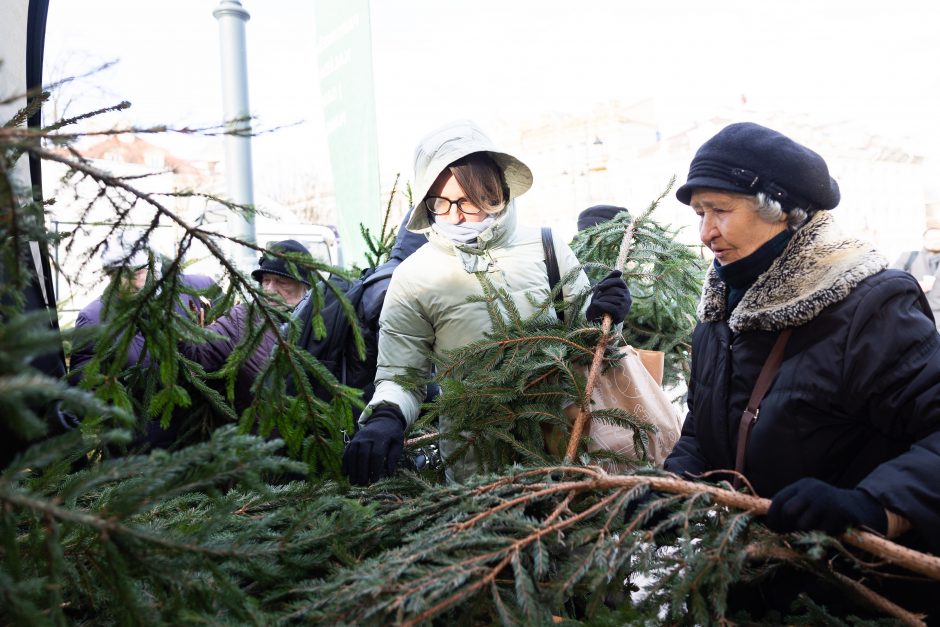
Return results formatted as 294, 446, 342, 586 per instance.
830, 571, 926, 627
565, 214, 637, 462
361, 174, 401, 269
1, 488, 263, 558
565, 179, 679, 462
571, 176, 701, 387
41, 100, 132, 136
544, 471, 940, 581
278, 466, 935, 625
409, 272, 649, 475
31, 136, 360, 462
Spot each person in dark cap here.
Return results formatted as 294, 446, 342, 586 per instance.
291, 209, 428, 405
251, 239, 313, 312
663, 122, 940, 617
577, 204, 627, 232
891, 218, 940, 331
180, 239, 313, 412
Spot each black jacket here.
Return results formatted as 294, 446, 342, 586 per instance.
293, 212, 426, 405
665, 212, 940, 553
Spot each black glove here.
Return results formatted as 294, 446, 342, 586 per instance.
766, 478, 887, 536
586, 270, 632, 324
341, 406, 406, 486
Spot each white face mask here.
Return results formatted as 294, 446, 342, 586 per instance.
430, 214, 496, 245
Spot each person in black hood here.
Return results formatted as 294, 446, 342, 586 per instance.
292, 209, 426, 405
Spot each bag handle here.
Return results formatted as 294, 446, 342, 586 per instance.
541, 226, 563, 322
733, 328, 792, 489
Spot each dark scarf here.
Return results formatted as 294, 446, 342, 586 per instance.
715, 230, 793, 315
923, 250, 940, 274
698, 212, 888, 333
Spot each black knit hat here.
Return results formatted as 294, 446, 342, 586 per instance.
577, 205, 627, 232
250, 239, 313, 286
676, 122, 841, 212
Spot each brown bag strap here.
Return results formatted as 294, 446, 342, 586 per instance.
733, 328, 792, 489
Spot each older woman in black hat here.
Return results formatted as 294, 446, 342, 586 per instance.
664, 123, 940, 566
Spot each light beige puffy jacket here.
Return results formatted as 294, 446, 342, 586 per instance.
365, 203, 589, 483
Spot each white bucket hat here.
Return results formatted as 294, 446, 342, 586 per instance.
101, 229, 149, 271
407, 120, 533, 232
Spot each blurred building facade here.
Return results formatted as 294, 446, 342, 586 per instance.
47, 106, 934, 327
45, 134, 338, 324
502, 99, 931, 262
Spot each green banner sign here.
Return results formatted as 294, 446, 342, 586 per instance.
315, 0, 380, 269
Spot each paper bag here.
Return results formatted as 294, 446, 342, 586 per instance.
559, 345, 681, 470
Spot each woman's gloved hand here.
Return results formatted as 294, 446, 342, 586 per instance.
586, 270, 632, 324
766, 477, 887, 535
341, 406, 406, 486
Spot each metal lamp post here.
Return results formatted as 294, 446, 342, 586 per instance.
213, 0, 257, 272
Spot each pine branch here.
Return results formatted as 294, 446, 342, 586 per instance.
571, 177, 702, 387
278, 466, 935, 625
830, 571, 926, 627
565, 214, 637, 461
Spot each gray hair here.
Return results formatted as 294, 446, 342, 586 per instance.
753, 192, 810, 230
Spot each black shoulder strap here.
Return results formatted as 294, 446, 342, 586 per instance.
904, 250, 919, 273
361, 262, 396, 289
541, 227, 563, 322
733, 328, 792, 489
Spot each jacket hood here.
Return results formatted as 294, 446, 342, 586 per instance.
390, 208, 426, 262
698, 211, 888, 332
407, 120, 533, 233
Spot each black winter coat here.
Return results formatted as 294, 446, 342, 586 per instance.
291, 211, 426, 406
664, 212, 940, 553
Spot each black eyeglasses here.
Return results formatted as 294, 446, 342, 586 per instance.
423, 196, 484, 216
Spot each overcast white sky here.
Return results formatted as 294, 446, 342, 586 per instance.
44, 0, 940, 205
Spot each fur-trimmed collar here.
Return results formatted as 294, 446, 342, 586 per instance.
698, 211, 888, 332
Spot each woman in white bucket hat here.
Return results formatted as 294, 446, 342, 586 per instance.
341, 120, 632, 485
